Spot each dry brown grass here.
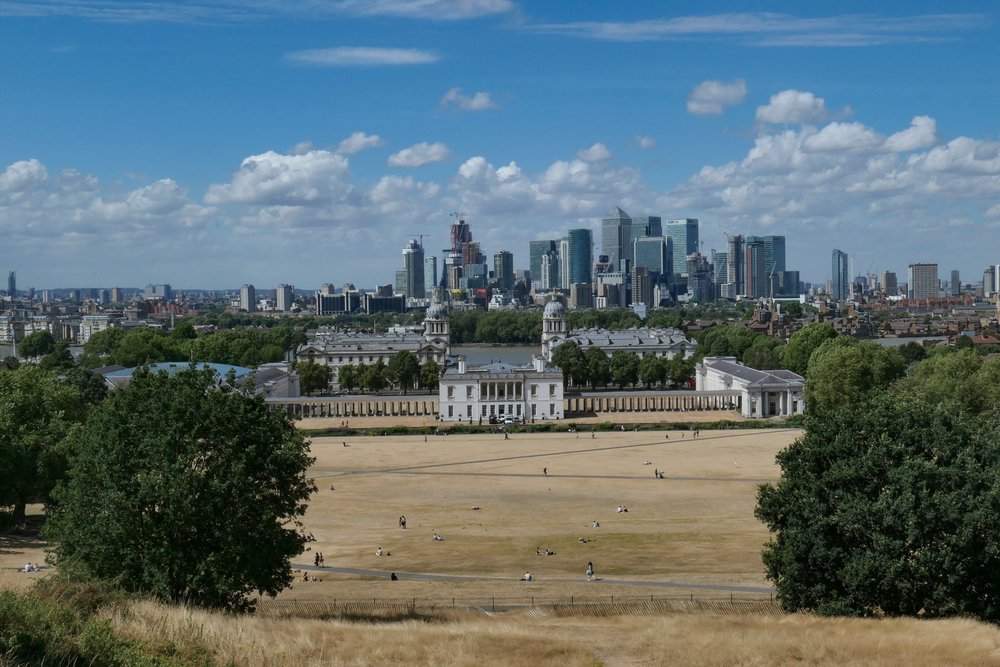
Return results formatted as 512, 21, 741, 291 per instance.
105, 598, 1000, 666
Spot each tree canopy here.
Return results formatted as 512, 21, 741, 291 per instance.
18, 331, 56, 358
756, 394, 1000, 620
46, 366, 316, 612
804, 337, 905, 414
782, 322, 838, 376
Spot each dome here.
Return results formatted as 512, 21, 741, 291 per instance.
543, 300, 565, 318
426, 302, 449, 320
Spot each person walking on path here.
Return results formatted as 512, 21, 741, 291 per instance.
586, 561, 595, 580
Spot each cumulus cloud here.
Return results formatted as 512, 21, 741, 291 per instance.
336, 131, 386, 155
330, 0, 513, 20
756, 89, 828, 125
687, 79, 747, 116
885, 115, 938, 152
802, 122, 883, 153
439, 87, 497, 112
576, 143, 612, 163
388, 142, 451, 167
0, 159, 48, 192
635, 135, 656, 149
205, 150, 352, 205
284, 47, 440, 67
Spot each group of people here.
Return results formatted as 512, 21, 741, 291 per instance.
616, 505, 629, 513
22, 562, 40, 573
313, 552, 326, 567
535, 546, 555, 556
399, 515, 407, 529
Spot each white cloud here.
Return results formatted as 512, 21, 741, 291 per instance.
284, 47, 440, 67
687, 79, 747, 116
336, 131, 386, 155
439, 88, 497, 112
635, 135, 656, 149
334, 0, 513, 20
885, 115, 938, 152
205, 150, 352, 205
388, 142, 451, 167
756, 89, 828, 125
576, 143, 612, 163
526, 12, 983, 47
0, 159, 48, 192
802, 122, 883, 153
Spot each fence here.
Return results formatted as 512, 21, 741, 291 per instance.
256, 593, 781, 618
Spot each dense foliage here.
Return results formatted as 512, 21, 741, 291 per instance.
46, 366, 316, 612
756, 394, 1000, 619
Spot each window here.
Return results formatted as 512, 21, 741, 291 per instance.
549, 384, 556, 397
448, 406, 454, 417
467, 405, 472, 417
447, 386, 454, 398
530, 384, 537, 397
550, 403, 555, 415
482, 405, 488, 416
516, 405, 521, 416
466, 386, 473, 399
531, 405, 537, 416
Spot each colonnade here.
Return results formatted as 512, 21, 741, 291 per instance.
563, 390, 740, 415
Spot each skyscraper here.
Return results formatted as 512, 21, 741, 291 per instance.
908, 263, 938, 300
686, 252, 713, 302
529, 240, 558, 284
240, 284, 256, 312
762, 235, 786, 274
601, 206, 632, 273
424, 256, 438, 297
724, 234, 745, 298
881, 271, 898, 296
276, 283, 293, 311
665, 218, 699, 276
633, 236, 669, 279
558, 238, 570, 289
566, 228, 593, 286
744, 237, 767, 298
950, 269, 961, 296
632, 266, 654, 308
984, 267, 997, 297
7, 271, 14, 298
493, 250, 514, 289
540, 253, 558, 290
402, 238, 425, 300
831, 249, 849, 301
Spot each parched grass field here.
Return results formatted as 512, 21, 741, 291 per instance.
288, 427, 793, 602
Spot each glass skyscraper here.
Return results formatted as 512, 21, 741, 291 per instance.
831, 249, 849, 301
633, 236, 670, 280
601, 207, 632, 273
665, 219, 699, 276
566, 228, 593, 286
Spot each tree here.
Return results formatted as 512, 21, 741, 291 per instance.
666, 355, 695, 387
419, 360, 441, 390
338, 364, 358, 392
550, 341, 586, 387
0, 366, 87, 524
584, 347, 611, 389
609, 350, 639, 389
18, 331, 56, 358
898, 341, 928, 365
387, 350, 420, 394
46, 366, 316, 612
782, 322, 838, 376
756, 395, 1000, 620
742, 337, 784, 370
295, 361, 332, 396
804, 338, 905, 415
60, 366, 109, 406
171, 321, 197, 340
639, 354, 665, 388
361, 359, 387, 393
39, 341, 76, 372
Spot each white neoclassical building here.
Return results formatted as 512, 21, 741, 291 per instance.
438, 356, 564, 422
695, 356, 805, 418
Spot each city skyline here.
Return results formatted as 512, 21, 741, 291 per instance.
1, 1, 998, 288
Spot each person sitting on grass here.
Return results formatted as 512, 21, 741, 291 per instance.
432, 532, 445, 541
375, 546, 383, 557
521, 571, 533, 582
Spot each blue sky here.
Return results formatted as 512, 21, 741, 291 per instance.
0, 0, 997, 290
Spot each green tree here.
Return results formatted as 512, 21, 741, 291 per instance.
18, 331, 56, 358
361, 359, 387, 393
295, 361, 332, 396
666, 355, 696, 387
898, 341, 928, 365
696, 325, 761, 361
39, 341, 76, 372
419, 360, 441, 390
79, 327, 128, 368
60, 367, 109, 406
550, 341, 586, 387
954, 335, 975, 349
338, 364, 358, 392
756, 395, 1000, 619
387, 350, 420, 394
804, 338, 905, 414
742, 337, 784, 370
0, 366, 87, 524
609, 350, 639, 389
171, 321, 197, 340
639, 354, 665, 388
584, 347, 611, 389
46, 366, 316, 612
782, 322, 838, 375
112, 328, 186, 367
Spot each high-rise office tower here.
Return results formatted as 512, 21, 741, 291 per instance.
529, 240, 558, 284
686, 252, 713, 302
950, 270, 961, 296
558, 238, 571, 289
633, 236, 669, 280
601, 206, 632, 273
908, 263, 939, 300
110, 287, 123, 303
665, 219, 699, 277
566, 228, 593, 286
7, 271, 14, 298
762, 235, 785, 274
401, 238, 426, 300
725, 234, 745, 298
540, 252, 559, 290
450, 217, 472, 252
493, 250, 514, 289
424, 256, 438, 297
984, 267, 997, 297
744, 237, 767, 298
275, 284, 294, 311
713, 251, 728, 298
633, 215, 662, 238
880, 271, 898, 296
831, 249, 849, 301
632, 267, 654, 308
240, 284, 256, 312
461, 241, 483, 269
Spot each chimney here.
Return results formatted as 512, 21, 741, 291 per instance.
458, 356, 467, 374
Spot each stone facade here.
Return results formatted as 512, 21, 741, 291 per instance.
695, 356, 804, 419
438, 356, 564, 422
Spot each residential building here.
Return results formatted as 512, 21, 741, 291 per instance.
908, 263, 939, 300
762, 235, 786, 274
79, 314, 114, 343
493, 250, 514, 290
724, 234, 744, 298
632, 266, 654, 308
402, 238, 425, 300
686, 252, 713, 302
881, 271, 898, 296
745, 237, 768, 298
983, 267, 996, 297
240, 284, 256, 312
424, 256, 438, 297
950, 270, 961, 297
529, 240, 558, 286
438, 356, 564, 423
276, 283, 294, 312
6, 270, 14, 298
